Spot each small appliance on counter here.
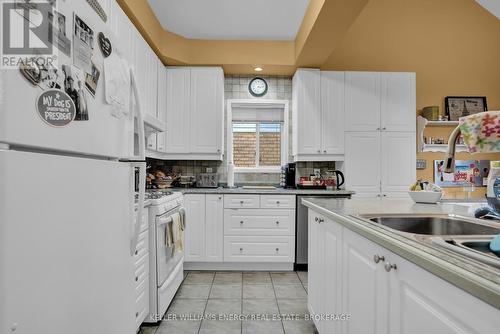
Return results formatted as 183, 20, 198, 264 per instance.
196, 173, 219, 188
280, 163, 296, 188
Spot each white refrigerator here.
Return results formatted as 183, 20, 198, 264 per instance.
0, 1, 147, 333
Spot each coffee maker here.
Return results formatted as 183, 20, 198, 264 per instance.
280, 163, 296, 189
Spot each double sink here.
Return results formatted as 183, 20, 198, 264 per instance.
356, 214, 500, 270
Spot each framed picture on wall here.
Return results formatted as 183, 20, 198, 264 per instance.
444, 96, 487, 121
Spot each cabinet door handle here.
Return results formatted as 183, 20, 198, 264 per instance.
315, 217, 319, 222
276, 200, 280, 204
377, 194, 381, 197
382, 127, 387, 130
134, 250, 138, 255
276, 221, 280, 225
317, 218, 324, 223
376, 127, 381, 131
317, 150, 321, 153
239, 247, 243, 252
275, 248, 279, 252
384, 262, 397, 272
373, 254, 385, 263
240, 221, 244, 225
217, 149, 221, 152
383, 194, 387, 197
135, 276, 139, 282
240, 200, 244, 204
218, 196, 222, 200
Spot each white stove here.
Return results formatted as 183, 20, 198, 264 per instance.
145, 190, 185, 323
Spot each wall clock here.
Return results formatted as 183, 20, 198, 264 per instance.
249, 77, 268, 97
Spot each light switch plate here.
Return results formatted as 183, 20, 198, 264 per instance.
416, 159, 427, 170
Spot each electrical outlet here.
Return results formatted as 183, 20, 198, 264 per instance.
416, 159, 427, 170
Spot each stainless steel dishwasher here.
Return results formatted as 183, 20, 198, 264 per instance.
295, 194, 351, 271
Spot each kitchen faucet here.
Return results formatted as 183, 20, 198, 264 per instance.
443, 125, 462, 173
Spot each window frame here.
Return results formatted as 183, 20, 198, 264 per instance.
227, 99, 289, 174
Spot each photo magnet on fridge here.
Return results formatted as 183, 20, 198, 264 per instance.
62, 64, 90, 121
85, 62, 101, 97
49, 10, 71, 57
73, 14, 94, 73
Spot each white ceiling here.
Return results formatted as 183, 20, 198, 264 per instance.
476, 0, 500, 19
147, 0, 309, 40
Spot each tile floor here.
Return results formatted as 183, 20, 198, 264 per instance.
139, 271, 317, 334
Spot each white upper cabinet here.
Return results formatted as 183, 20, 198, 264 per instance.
156, 62, 167, 152
189, 68, 224, 155
345, 72, 381, 132
292, 69, 322, 157
381, 132, 416, 193
381, 72, 416, 132
164, 67, 224, 160
321, 71, 345, 155
344, 132, 381, 194
292, 69, 344, 161
165, 68, 191, 154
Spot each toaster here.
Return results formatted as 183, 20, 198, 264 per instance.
196, 173, 219, 188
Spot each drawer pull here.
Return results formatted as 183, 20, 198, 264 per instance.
134, 250, 138, 255
373, 254, 385, 263
385, 262, 397, 272
239, 247, 243, 252
275, 248, 279, 252
240, 221, 244, 225
240, 200, 244, 204
276, 221, 280, 225
276, 201, 280, 204
135, 276, 138, 282
135, 312, 139, 318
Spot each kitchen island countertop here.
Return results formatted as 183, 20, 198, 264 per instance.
301, 197, 500, 309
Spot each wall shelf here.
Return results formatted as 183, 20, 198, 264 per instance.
417, 116, 467, 153
422, 143, 468, 153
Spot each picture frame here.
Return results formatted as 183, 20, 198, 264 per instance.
444, 96, 487, 121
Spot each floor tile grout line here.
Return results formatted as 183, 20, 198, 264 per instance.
196, 272, 215, 334
270, 272, 287, 334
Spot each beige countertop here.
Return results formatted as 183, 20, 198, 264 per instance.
301, 197, 500, 309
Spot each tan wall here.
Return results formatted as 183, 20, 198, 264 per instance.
322, 0, 500, 198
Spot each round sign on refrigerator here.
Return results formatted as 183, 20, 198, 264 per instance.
36, 89, 76, 127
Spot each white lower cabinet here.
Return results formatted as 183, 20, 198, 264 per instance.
308, 210, 500, 334
184, 194, 296, 265
341, 228, 388, 334
184, 194, 223, 262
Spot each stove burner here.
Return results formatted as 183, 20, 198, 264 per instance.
135, 191, 174, 201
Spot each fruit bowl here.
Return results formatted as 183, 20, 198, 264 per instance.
408, 191, 442, 204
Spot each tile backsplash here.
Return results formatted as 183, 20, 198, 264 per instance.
147, 159, 338, 186
149, 74, 341, 186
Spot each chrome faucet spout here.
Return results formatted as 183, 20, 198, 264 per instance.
443, 126, 461, 173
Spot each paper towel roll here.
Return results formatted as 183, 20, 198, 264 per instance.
227, 162, 235, 188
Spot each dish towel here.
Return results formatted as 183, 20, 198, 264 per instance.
171, 212, 184, 252
165, 220, 174, 248
459, 111, 500, 153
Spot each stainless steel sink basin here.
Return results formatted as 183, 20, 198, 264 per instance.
359, 214, 500, 236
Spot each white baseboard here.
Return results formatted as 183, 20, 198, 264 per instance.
184, 262, 294, 271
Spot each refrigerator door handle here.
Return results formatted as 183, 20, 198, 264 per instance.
130, 68, 146, 161
130, 161, 146, 256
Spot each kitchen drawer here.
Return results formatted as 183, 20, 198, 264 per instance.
224, 209, 295, 236
133, 230, 149, 263
224, 236, 295, 262
260, 195, 296, 209
134, 253, 149, 290
134, 207, 149, 233
224, 194, 260, 209
135, 277, 149, 328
